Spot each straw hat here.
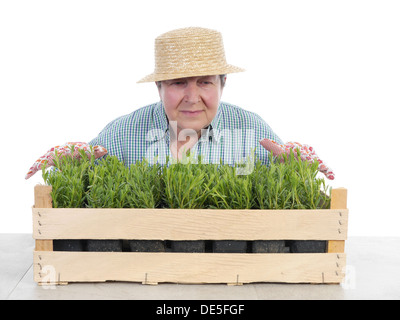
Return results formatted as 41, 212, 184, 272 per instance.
137, 27, 245, 83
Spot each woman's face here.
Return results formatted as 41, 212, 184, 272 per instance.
157, 75, 223, 137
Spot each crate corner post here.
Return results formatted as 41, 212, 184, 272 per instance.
327, 188, 348, 254
33, 184, 61, 285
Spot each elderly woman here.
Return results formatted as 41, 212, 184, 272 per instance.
89, 27, 283, 167
26, 27, 334, 180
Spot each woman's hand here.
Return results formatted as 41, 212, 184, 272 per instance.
25, 142, 107, 180
259, 138, 335, 180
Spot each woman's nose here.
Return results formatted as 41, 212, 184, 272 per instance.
184, 82, 200, 103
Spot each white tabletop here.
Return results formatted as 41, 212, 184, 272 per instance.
1, 234, 399, 300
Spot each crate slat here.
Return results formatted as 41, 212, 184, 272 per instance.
34, 251, 346, 285
33, 207, 348, 241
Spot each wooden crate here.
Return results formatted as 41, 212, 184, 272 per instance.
32, 185, 348, 285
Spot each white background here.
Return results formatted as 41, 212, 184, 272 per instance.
1, 0, 399, 236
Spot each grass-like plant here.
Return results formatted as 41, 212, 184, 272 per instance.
208, 164, 255, 209
41, 146, 90, 208
162, 155, 218, 209
86, 157, 162, 208
126, 159, 163, 209
253, 150, 331, 209
42, 149, 331, 210
86, 155, 130, 208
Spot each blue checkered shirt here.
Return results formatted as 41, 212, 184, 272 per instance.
89, 101, 283, 167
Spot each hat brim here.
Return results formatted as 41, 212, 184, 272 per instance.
137, 64, 245, 83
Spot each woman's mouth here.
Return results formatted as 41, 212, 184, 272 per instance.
181, 110, 204, 117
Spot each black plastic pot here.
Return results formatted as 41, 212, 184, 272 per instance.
128, 240, 165, 252
171, 241, 205, 253
53, 240, 85, 252
86, 240, 123, 252
252, 240, 286, 253
212, 240, 247, 253
290, 240, 327, 253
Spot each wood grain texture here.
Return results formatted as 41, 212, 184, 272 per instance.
34, 185, 53, 251
32, 207, 348, 241
327, 188, 348, 253
34, 251, 346, 284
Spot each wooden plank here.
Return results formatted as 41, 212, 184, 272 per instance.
35, 240, 53, 251
34, 185, 52, 208
331, 188, 348, 210
33, 251, 346, 284
327, 188, 348, 253
34, 185, 53, 251
32, 207, 348, 241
